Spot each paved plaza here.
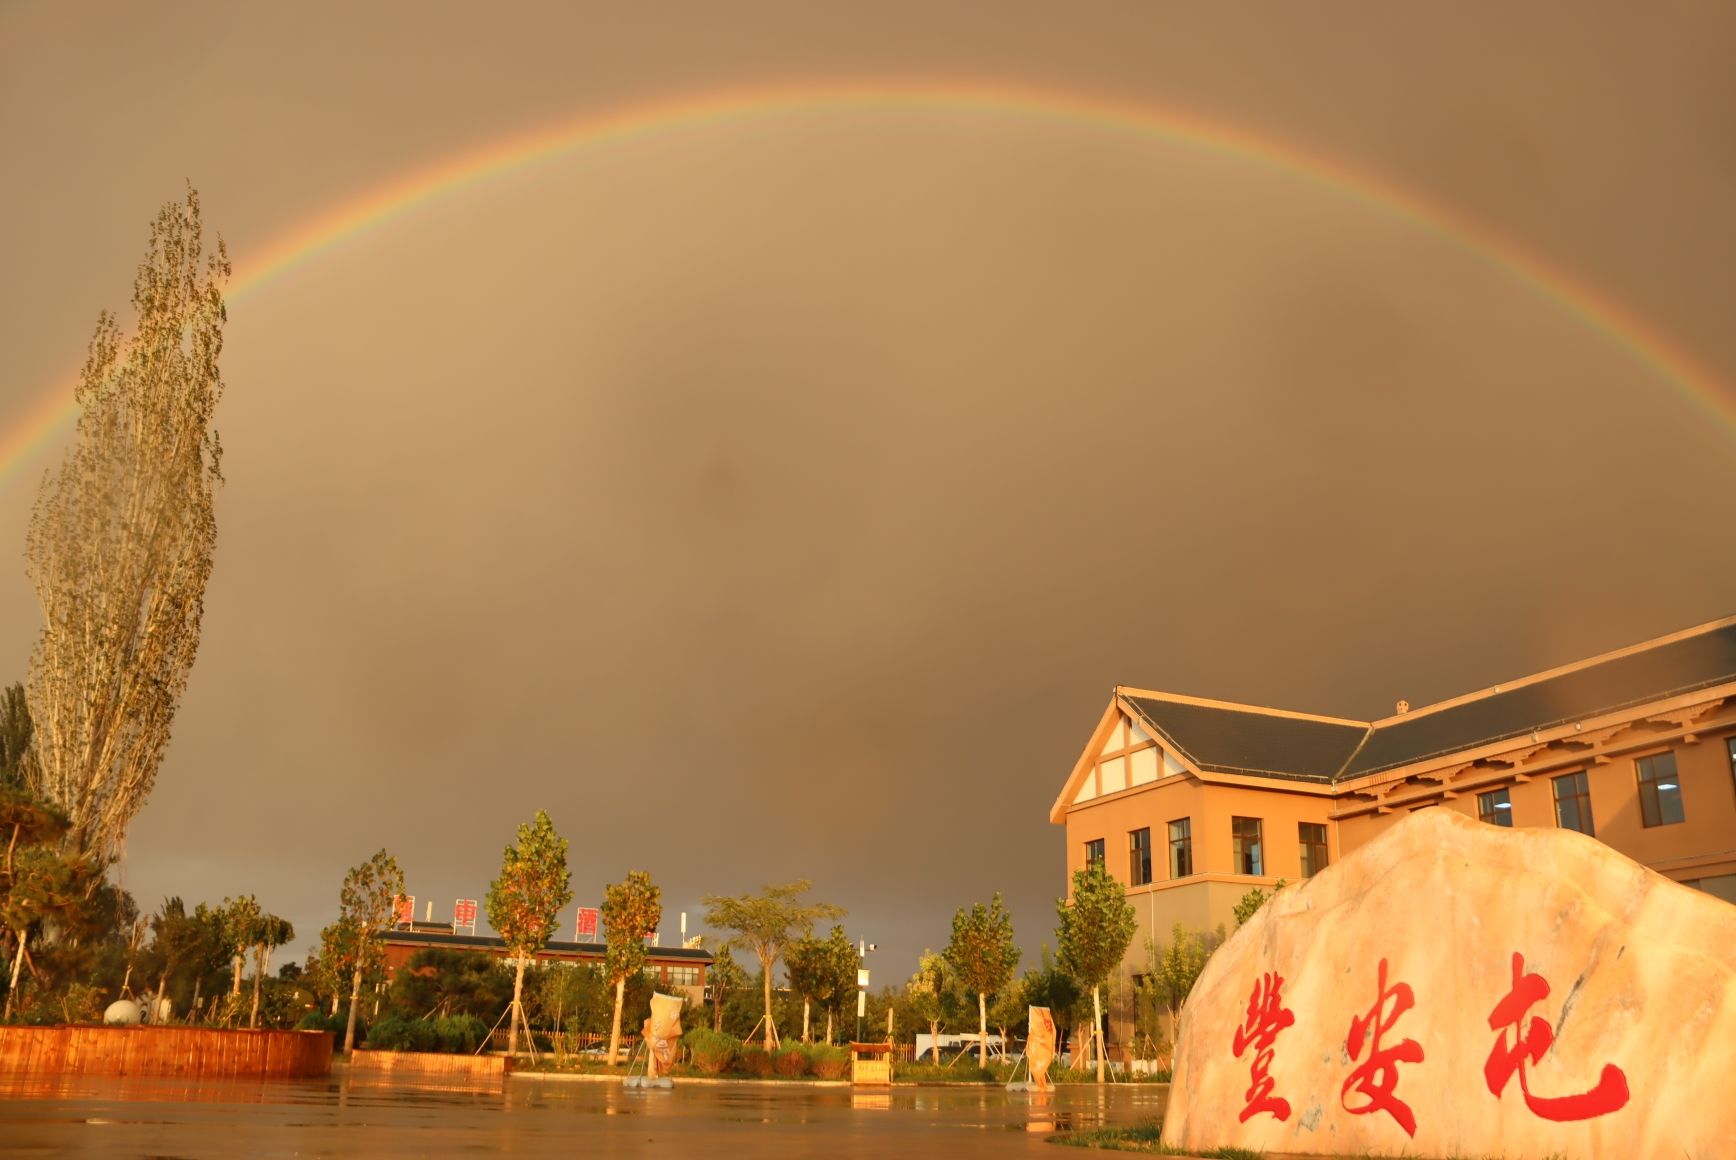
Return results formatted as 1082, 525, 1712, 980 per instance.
0, 1074, 1170, 1158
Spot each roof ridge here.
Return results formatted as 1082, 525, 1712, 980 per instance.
1117, 685, 1368, 728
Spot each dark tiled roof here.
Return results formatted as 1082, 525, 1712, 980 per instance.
1341, 620, 1736, 777
1123, 696, 1367, 781
379, 928, 714, 962
1114, 618, 1736, 785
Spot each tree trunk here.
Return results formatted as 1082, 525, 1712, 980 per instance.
231, 953, 243, 996
191, 976, 202, 1024
825, 1008, 833, 1045
761, 960, 776, 1051
508, 957, 527, 1057
713, 987, 723, 1031
249, 943, 265, 1029
979, 991, 989, 1068
929, 1019, 939, 1064
343, 963, 363, 1053
4, 930, 27, 1021
1093, 984, 1105, 1084
802, 997, 810, 1043
607, 974, 626, 1065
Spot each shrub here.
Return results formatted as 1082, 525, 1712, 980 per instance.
367, 1014, 438, 1053
432, 1014, 488, 1054
772, 1046, 810, 1077
739, 1046, 773, 1077
298, 1009, 365, 1050
682, 1028, 741, 1076
807, 1045, 849, 1080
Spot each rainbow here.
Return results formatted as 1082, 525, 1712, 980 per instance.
5, 79, 1732, 492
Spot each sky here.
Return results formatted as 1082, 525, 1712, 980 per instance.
1, 2, 1734, 983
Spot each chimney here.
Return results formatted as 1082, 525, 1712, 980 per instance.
1395, 700, 1410, 715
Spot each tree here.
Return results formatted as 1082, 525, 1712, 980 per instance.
1151, 922, 1226, 1029
814, 925, 861, 1045
0, 845, 102, 1019
702, 881, 844, 1051
338, 850, 404, 1053
706, 944, 746, 1032
385, 947, 514, 1023
1233, 880, 1288, 927
784, 932, 825, 1043
24, 188, 229, 858
0, 685, 32, 790
944, 894, 1021, 1066
485, 811, 571, 1057
600, 869, 660, 1065
906, 949, 959, 1062
220, 895, 261, 999
249, 913, 294, 1029
145, 896, 206, 1015
1055, 863, 1136, 1083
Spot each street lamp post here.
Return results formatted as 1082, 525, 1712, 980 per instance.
856, 939, 876, 1042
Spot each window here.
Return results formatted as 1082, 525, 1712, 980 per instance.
1727, 736, 1735, 796
1231, 817, 1264, 876
1636, 752, 1684, 827
1299, 822, 1329, 877
1128, 828, 1153, 886
1168, 819, 1192, 878
1478, 788, 1513, 826
1552, 772, 1594, 836
1085, 838, 1105, 870
667, 965, 700, 987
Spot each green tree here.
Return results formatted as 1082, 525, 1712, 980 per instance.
219, 894, 262, 1022
1232, 880, 1288, 927
486, 810, 571, 1057
338, 850, 404, 1053
815, 925, 861, 1044
706, 944, 746, 1032
702, 881, 844, 1051
784, 932, 826, 1043
943, 894, 1021, 1067
24, 188, 229, 858
385, 947, 514, 1022
0, 685, 32, 790
1150, 922, 1225, 1031
600, 869, 660, 1065
145, 896, 207, 1016
1055, 862, 1136, 1083
1, 845, 102, 1019
248, 913, 294, 1029
906, 949, 960, 1061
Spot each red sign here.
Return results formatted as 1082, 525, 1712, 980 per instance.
394, 895, 415, 925
1232, 971, 1295, 1123
454, 899, 478, 929
1485, 951, 1630, 1121
1342, 957, 1424, 1137
575, 907, 600, 940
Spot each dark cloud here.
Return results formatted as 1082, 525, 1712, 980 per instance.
1, 1, 1733, 978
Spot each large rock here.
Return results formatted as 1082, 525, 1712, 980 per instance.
1163, 809, 1735, 1159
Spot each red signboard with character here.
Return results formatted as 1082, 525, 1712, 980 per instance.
575, 907, 600, 941
393, 895, 414, 926
453, 899, 478, 931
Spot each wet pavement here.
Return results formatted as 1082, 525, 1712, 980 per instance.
0, 1074, 1171, 1157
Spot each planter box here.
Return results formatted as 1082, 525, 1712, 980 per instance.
349, 1050, 510, 1082
0, 1025, 333, 1080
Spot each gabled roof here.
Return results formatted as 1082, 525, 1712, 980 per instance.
1066, 614, 1736, 796
1120, 694, 1366, 781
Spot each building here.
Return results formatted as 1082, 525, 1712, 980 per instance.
1052, 614, 1736, 1040
379, 927, 713, 1007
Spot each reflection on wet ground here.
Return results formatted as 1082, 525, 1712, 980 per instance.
0, 1073, 1171, 1158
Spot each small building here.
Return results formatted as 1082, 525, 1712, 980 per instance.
378, 928, 713, 1006
1053, 614, 1736, 1046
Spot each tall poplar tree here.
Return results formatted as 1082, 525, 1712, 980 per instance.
600, 869, 660, 1065
486, 810, 571, 1056
943, 893, 1021, 1066
1056, 863, 1136, 1083
25, 188, 229, 858
338, 849, 404, 1053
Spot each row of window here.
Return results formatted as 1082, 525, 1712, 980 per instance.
1476, 747, 1709, 832
1085, 817, 1330, 885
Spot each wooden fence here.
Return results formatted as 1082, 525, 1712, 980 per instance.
0, 1025, 333, 1080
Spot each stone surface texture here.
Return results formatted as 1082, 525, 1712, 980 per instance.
1163, 808, 1736, 1159
1026, 1006, 1056, 1091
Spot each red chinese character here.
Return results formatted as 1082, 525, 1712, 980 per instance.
1341, 957, 1424, 1137
1485, 952, 1629, 1121
575, 906, 600, 940
453, 899, 477, 929
1232, 971, 1295, 1123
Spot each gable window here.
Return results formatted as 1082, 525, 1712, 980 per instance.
1298, 822, 1329, 877
1231, 817, 1264, 876
1478, 788, 1513, 826
1552, 772, 1594, 836
1636, 752, 1684, 827
1085, 838, 1106, 870
1129, 828, 1152, 886
1168, 818, 1193, 879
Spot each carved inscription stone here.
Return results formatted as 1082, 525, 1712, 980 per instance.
1163, 809, 1736, 1159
